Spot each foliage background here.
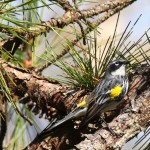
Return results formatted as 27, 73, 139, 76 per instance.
0, 0, 149, 149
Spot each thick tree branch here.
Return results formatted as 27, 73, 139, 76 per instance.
0, 59, 149, 149
25, 65, 150, 149
0, 58, 86, 120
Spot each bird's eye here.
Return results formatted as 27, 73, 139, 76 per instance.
115, 62, 120, 66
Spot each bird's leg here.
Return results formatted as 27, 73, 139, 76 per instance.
99, 116, 117, 136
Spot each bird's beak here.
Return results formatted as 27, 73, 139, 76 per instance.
123, 60, 130, 64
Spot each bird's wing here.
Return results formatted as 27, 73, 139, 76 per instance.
82, 77, 122, 126
40, 76, 126, 134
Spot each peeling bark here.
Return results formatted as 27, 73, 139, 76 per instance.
25, 66, 150, 150
0, 59, 149, 149
0, 58, 87, 120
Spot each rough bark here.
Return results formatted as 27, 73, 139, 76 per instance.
0, 58, 87, 120
0, 59, 149, 150
0, 0, 137, 36
0, 0, 137, 57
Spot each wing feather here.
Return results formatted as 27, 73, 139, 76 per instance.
82, 76, 124, 125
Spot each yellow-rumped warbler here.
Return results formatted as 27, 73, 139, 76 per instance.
41, 59, 129, 135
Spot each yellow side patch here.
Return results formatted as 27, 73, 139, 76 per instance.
77, 99, 87, 107
110, 85, 122, 99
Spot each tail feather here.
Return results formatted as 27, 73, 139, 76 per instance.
27, 112, 77, 145
43, 112, 75, 133
42, 107, 86, 133
24, 107, 87, 148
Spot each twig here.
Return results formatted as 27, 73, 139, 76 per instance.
0, 0, 137, 56
0, 0, 137, 36
15, 105, 33, 125
52, 0, 73, 11
36, 1, 136, 73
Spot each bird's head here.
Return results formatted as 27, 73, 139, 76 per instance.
105, 59, 129, 76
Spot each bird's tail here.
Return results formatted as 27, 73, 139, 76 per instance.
24, 110, 78, 149
43, 111, 75, 133
23, 106, 88, 150
39, 107, 86, 139
23, 107, 87, 150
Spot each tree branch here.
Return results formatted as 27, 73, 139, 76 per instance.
0, 0, 137, 57
26, 66, 150, 149
53, 0, 73, 11
0, 58, 85, 120
0, 0, 137, 36
0, 58, 149, 149
37, 2, 136, 73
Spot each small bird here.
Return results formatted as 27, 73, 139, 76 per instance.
40, 59, 129, 137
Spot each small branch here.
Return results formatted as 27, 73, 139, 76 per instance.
52, 0, 73, 11
0, 0, 137, 56
37, 3, 135, 73
76, 20, 86, 45
15, 105, 33, 125
0, 0, 137, 36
